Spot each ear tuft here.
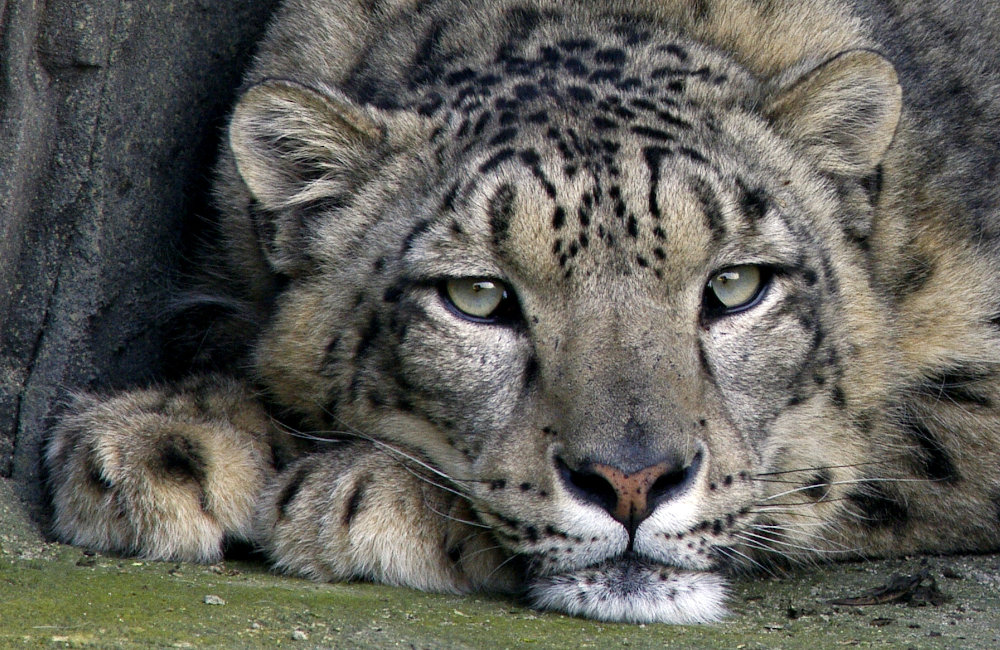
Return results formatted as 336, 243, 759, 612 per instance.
767, 50, 901, 177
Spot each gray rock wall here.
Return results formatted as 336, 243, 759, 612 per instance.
0, 0, 280, 536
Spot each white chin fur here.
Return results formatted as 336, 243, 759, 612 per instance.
527, 559, 728, 624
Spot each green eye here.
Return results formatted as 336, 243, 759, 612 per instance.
444, 278, 511, 320
707, 265, 764, 311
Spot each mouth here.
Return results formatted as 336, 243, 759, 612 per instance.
525, 555, 729, 624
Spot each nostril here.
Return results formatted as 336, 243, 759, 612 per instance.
648, 450, 702, 508
556, 451, 704, 533
556, 457, 618, 514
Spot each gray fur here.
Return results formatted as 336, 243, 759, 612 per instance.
45, 0, 1000, 624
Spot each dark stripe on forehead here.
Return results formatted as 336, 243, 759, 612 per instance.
643, 146, 671, 220
400, 218, 434, 255
489, 183, 517, 247
439, 180, 462, 213
630, 125, 675, 142
738, 182, 770, 223
521, 149, 557, 198
690, 177, 726, 241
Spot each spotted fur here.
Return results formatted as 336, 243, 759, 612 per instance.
45, 0, 1000, 624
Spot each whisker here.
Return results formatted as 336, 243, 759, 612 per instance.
422, 499, 489, 528
754, 461, 886, 478
481, 551, 523, 585
738, 530, 859, 555
760, 477, 935, 502
392, 458, 474, 501
715, 545, 777, 577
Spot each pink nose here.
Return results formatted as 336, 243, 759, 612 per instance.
589, 461, 678, 526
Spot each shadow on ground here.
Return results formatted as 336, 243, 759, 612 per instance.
2, 482, 998, 648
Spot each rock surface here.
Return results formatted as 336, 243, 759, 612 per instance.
0, 0, 280, 534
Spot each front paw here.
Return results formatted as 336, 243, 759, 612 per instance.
45, 378, 273, 562
257, 444, 518, 593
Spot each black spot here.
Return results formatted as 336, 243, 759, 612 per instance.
514, 83, 540, 101
567, 86, 594, 103
740, 187, 770, 222
520, 482, 533, 492
523, 355, 540, 393
85, 448, 112, 491
490, 479, 507, 490
479, 147, 517, 173
526, 110, 548, 124
563, 57, 589, 77
490, 127, 518, 146
447, 544, 464, 564
920, 367, 993, 408
592, 116, 618, 131
651, 66, 687, 79
678, 146, 707, 164
417, 93, 445, 116
520, 149, 541, 166
594, 48, 626, 66
445, 67, 477, 85
158, 434, 207, 487
354, 313, 382, 362
631, 125, 675, 142
831, 385, 847, 408
847, 483, 909, 530
558, 38, 595, 52
382, 283, 405, 303
342, 479, 368, 528
277, 466, 308, 519
494, 97, 520, 112
906, 419, 960, 483
525, 525, 540, 543
627, 214, 639, 238
663, 44, 688, 61
589, 68, 622, 84
802, 470, 832, 500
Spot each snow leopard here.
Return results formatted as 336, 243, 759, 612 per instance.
45, 0, 1000, 623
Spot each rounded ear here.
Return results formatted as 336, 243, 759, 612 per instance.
228, 80, 403, 275
767, 50, 902, 177
229, 79, 385, 212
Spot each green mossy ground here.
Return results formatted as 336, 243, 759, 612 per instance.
3, 540, 999, 649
